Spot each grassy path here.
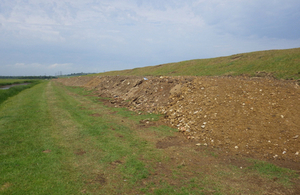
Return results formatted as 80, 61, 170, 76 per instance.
0, 81, 299, 195
0, 81, 175, 194
0, 81, 77, 194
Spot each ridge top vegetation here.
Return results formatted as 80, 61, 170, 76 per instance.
95, 47, 300, 80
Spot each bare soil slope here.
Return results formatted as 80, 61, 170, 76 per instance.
56, 76, 300, 165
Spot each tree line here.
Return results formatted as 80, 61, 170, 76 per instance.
0, 73, 95, 79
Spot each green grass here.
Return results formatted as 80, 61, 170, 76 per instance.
0, 80, 40, 104
0, 79, 34, 86
93, 47, 300, 80
247, 160, 298, 185
0, 81, 78, 194
1, 81, 299, 194
0, 81, 170, 194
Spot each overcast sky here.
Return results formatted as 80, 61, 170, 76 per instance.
1, 0, 300, 76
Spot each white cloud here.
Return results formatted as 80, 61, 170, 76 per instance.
48, 63, 72, 69
136, 6, 205, 27
15, 63, 25, 67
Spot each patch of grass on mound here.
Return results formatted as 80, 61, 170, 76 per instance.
247, 160, 299, 186
94, 47, 300, 80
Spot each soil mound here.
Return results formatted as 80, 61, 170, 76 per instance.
56, 76, 300, 163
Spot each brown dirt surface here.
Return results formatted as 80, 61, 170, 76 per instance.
56, 75, 300, 170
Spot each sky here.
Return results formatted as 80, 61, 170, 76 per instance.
1, 0, 300, 76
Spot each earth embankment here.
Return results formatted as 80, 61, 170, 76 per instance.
56, 76, 300, 163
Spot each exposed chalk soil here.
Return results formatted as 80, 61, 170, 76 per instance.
56, 75, 300, 165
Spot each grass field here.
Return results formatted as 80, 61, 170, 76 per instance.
0, 79, 32, 86
94, 47, 300, 80
0, 81, 298, 194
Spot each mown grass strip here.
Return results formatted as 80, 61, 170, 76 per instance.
0, 81, 80, 195
50, 83, 171, 194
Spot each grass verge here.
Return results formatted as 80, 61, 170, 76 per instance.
0, 80, 40, 104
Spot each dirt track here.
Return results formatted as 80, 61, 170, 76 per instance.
56, 75, 300, 165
